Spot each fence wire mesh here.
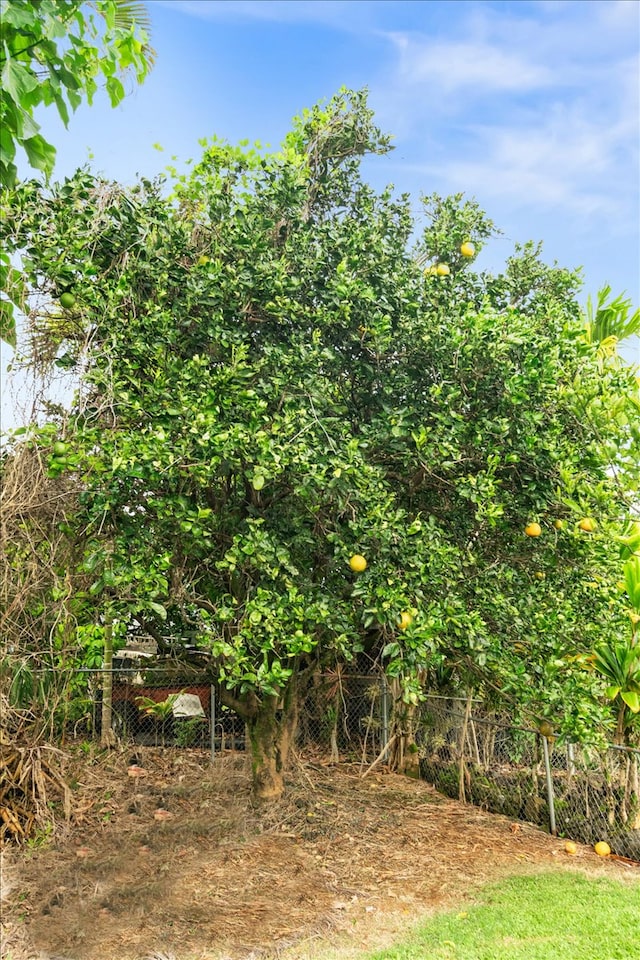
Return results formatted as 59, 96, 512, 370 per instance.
416, 695, 640, 861
89, 666, 388, 764
9, 662, 640, 860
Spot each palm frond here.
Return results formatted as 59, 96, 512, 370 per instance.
111, 1, 156, 67
585, 285, 640, 347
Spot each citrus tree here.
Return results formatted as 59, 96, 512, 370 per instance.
2, 89, 638, 797
0, 0, 154, 347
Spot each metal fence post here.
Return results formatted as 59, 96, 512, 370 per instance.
380, 675, 389, 760
541, 734, 557, 835
210, 684, 215, 764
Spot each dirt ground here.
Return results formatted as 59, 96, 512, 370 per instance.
2, 747, 638, 960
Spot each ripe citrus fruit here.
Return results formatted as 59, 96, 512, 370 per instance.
349, 554, 367, 573
436, 263, 450, 276
525, 522, 542, 538
553, 519, 564, 530
578, 518, 596, 532
460, 241, 475, 257
398, 611, 413, 631
60, 292, 76, 309
564, 841, 577, 855
594, 841, 610, 857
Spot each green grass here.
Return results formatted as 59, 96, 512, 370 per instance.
367, 872, 640, 960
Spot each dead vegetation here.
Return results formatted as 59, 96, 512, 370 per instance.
2, 747, 637, 960
0, 743, 71, 842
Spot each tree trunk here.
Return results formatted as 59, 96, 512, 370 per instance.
247, 684, 298, 801
386, 678, 419, 776
100, 616, 115, 748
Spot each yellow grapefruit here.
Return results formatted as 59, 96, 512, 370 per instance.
553, 519, 564, 530
594, 841, 610, 857
349, 554, 367, 573
525, 522, 542, 538
460, 241, 475, 257
578, 518, 596, 532
565, 841, 578, 855
436, 263, 450, 276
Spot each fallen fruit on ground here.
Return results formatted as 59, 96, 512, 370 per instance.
349, 554, 367, 573
127, 765, 147, 778
578, 517, 596, 532
525, 522, 542, 537
460, 241, 475, 257
594, 841, 611, 857
565, 841, 577, 855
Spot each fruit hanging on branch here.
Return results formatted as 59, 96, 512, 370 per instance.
578, 518, 596, 532
59, 292, 76, 309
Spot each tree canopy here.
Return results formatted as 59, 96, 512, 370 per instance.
1, 89, 639, 796
0, 0, 154, 347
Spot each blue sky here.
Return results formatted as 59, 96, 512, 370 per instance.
2, 0, 639, 428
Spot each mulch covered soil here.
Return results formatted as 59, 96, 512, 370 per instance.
2, 748, 638, 960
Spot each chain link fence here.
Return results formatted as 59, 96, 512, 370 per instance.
89, 663, 389, 765
417, 695, 640, 861
10, 659, 640, 861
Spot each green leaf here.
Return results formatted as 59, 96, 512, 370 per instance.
0, 301, 17, 349
0, 122, 16, 165
605, 685, 621, 700
22, 135, 56, 175
3, 2, 38, 28
0, 159, 18, 189
105, 75, 125, 107
620, 691, 640, 713
54, 94, 70, 128
1, 57, 38, 103
148, 601, 167, 620
624, 556, 640, 611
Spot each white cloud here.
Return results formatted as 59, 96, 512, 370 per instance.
423, 114, 626, 217
374, 3, 639, 224
386, 34, 553, 94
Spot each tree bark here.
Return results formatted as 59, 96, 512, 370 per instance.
246, 680, 299, 801
387, 678, 419, 776
100, 615, 115, 748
